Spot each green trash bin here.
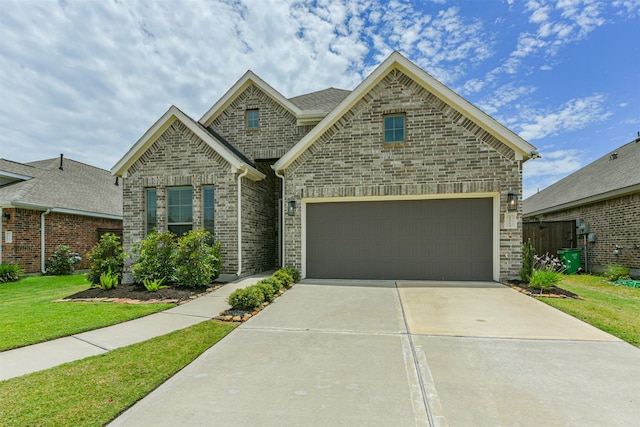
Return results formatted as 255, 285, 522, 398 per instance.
557, 248, 582, 274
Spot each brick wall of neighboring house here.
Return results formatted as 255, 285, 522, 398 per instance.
122, 119, 273, 282
208, 83, 312, 161
1, 208, 122, 274
528, 192, 640, 273
283, 69, 523, 280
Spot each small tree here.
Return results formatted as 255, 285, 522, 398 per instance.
520, 239, 535, 282
172, 229, 222, 288
132, 230, 176, 284
87, 233, 127, 285
46, 245, 81, 275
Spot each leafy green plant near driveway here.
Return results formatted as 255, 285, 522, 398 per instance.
87, 233, 127, 285
528, 253, 566, 291
520, 239, 535, 282
0, 320, 237, 426
227, 267, 300, 312
0, 275, 174, 351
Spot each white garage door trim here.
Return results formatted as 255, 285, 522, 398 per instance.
301, 193, 500, 281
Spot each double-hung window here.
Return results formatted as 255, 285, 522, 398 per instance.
167, 187, 193, 236
384, 114, 406, 143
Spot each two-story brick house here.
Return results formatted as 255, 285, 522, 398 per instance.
112, 52, 536, 282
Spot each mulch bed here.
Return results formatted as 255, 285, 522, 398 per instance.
56, 283, 223, 305
503, 280, 582, 299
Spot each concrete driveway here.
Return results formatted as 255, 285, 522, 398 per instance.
111, 280, 640, 426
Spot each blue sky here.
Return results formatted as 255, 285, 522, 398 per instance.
1, 0, 638, 198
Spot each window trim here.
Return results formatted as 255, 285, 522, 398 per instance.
383, 113, 406, 144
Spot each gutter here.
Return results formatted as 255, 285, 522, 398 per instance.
41, 209, 51, 274
236, 167, 250, 276
274, 169, 285, 268
2, 202, 122, 221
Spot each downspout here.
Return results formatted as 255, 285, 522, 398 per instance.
236, 167, 249, 276
274, 169, 285, 268
41, 209, 51, 273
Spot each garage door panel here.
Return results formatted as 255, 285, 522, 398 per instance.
306, 198, 493, 280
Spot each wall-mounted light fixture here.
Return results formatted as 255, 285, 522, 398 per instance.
287, 200, 296, 216
529, 151, 541, 159
507, 193, 518, 211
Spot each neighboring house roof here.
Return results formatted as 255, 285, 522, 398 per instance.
523, 138, 640, 217
111, 105, 265, 181
289, 87, 351, 112
0, 157, 123, 218
274, 51, 537, 172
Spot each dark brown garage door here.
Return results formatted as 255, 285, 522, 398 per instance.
306, 198, 493, 280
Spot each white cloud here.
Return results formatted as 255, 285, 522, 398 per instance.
517, 94, 612, 141
522, 148, 584, 197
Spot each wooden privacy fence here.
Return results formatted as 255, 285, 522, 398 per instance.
523, 220, 576, 256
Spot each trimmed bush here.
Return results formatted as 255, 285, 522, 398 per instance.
172, 229, 222, 288
258, 277, 282, 294
46, 245, 81, 276
87, 233, 127, 285
0, 263, 24, 283
256, 281, 277, 302
280, 266, 300, 283
228, 286, 265, 310
132, 230, 176, 284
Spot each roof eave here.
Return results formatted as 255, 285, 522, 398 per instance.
0, 201, 122, 220
523, 184, 640, 218
112, 106, 265, 181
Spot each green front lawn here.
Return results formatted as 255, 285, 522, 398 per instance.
0, 320, 237, 426
0, 275, 175, 351
540, 274, 640, 347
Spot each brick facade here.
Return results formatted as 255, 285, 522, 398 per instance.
284, 69, 523, 280
529, 192, 640, 275
1, 208, 122, 274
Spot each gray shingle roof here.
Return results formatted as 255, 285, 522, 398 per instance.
289, 87, 351, 112
0, 157, 122, 217
523, 138, 640, 216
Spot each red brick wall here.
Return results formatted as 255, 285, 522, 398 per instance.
1, 208, 122, 274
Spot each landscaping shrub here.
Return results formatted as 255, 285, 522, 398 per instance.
520, 239, 535, 282
604, 264, 630, 282
132, 230, 176, 284
258, 277, 282, 294
281, 266, 300, 283
529, 269, 562, 291
87, 233, 127, 285
228, 286, 265, 310
273, 270, 294, 288
46, 245, 81, 275
172, 229, 222, 288
97, 268, 119, 290
255, 281, 277, 302
0, 263, 24, 283
143, 278, 168, 292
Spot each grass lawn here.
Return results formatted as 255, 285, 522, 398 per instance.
0, 275, 175, 351
0, 320, 238, 426
540, 274, 640, 347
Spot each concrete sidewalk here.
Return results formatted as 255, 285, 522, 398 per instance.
0, 273, 268, 381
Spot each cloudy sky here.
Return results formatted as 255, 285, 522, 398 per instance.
1, 0, 638, 198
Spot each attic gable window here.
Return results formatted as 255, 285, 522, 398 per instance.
247, 109, 259, 128
384, 114, 405, 143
